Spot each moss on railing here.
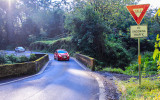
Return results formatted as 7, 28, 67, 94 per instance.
75, 53, 95, 71
0, 54, 49, 78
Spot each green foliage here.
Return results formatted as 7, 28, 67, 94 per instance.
142, 52, 157, 75
120, 34, 154, 54
102, 67, 124, 74
107, 33, 154, 56
95, 66, 103, 71
141, 52, 157, 75
103, 33, 154, 70
6, 54, 18, 64
125, 63, 139, 76
4, 54, 30, 64
29, 54, 37, 61
105, 41, 132, 69
154, 8, 160, 25
30, 37, 76, 56
125, 52, 157, 76
18, 56, 29, 63
0, 54, 7, 64
6, 61, 13, 64
119, 77, 160, 100
0, 53, 46, 64
0, 0, 67, 49
66, 5, 108, 62
95, 60, 106, 67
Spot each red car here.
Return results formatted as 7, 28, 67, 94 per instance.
54, 49, 70, 61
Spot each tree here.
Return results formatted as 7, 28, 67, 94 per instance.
0, 0, 66, 49
66, 5, 107, 60
155, 8, 160, 25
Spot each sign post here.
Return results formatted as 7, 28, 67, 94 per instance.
126, 4, 150, 85
138, 38, 141, 85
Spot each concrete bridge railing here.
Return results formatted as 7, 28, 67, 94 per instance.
75, 53, 95, 71
0, 54, 49, 78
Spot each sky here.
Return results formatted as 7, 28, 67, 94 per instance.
138, 0, 160, 9
53, 0, 160, 9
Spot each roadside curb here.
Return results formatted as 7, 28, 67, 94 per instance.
72, 57, 106, 100
0, 60, 50, 86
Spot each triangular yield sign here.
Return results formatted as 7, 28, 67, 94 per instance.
126, 4, 150, 24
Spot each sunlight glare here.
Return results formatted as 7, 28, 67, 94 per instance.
139, 0, 160, 9
7, 0, 14, 8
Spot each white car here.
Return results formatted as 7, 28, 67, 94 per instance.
15, 47, 25, 52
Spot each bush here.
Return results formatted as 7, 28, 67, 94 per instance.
66, 6, 107, 61
143, 61, 157, 75
102, 67, 124, 74
125, 52, 157, 76
121, 34, 154, 54
118, 77, 160, 100
95, 60, 106, 67
104, 41, 132, 69
6, 54, 18, 63
6, 61, 12, 64
18, 55, 29, 63
0, 54, 34, 64
125, 63, 139, 76
30, 37, 76, 56
29, 54, 37, 61
128, 47, 137, 56
0, 54, 7, 64
95, 66, 103, 71
48, 38, 74, 53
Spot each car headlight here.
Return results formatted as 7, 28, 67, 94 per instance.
58, 54, 62, 57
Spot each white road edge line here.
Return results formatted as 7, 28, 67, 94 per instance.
0, 60, 50, 86
72, 57, 106, 100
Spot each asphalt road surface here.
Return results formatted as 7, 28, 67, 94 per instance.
0, 51, 99, 100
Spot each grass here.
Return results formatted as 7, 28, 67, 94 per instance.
36, 37, 72, 44
38, 40, 56, 44
117, 77, 160, 100
30, 36, 75, 56
102, 67, 125, 74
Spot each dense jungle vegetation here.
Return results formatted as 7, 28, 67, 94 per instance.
0, 0, 160, 74
1, 0, 160, 99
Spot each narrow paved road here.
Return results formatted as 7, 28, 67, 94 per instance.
0, 51, 99, 100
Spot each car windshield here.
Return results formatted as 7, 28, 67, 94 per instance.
18, 47, 24, 49
58, 50, 67, 53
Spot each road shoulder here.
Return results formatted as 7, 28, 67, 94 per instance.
73, 57, 120, 100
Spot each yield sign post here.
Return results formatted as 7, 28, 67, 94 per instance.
126, 4, 150, 85
126, 4, 150, 25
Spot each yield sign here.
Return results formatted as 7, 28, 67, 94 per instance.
126, 4, 150, 24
